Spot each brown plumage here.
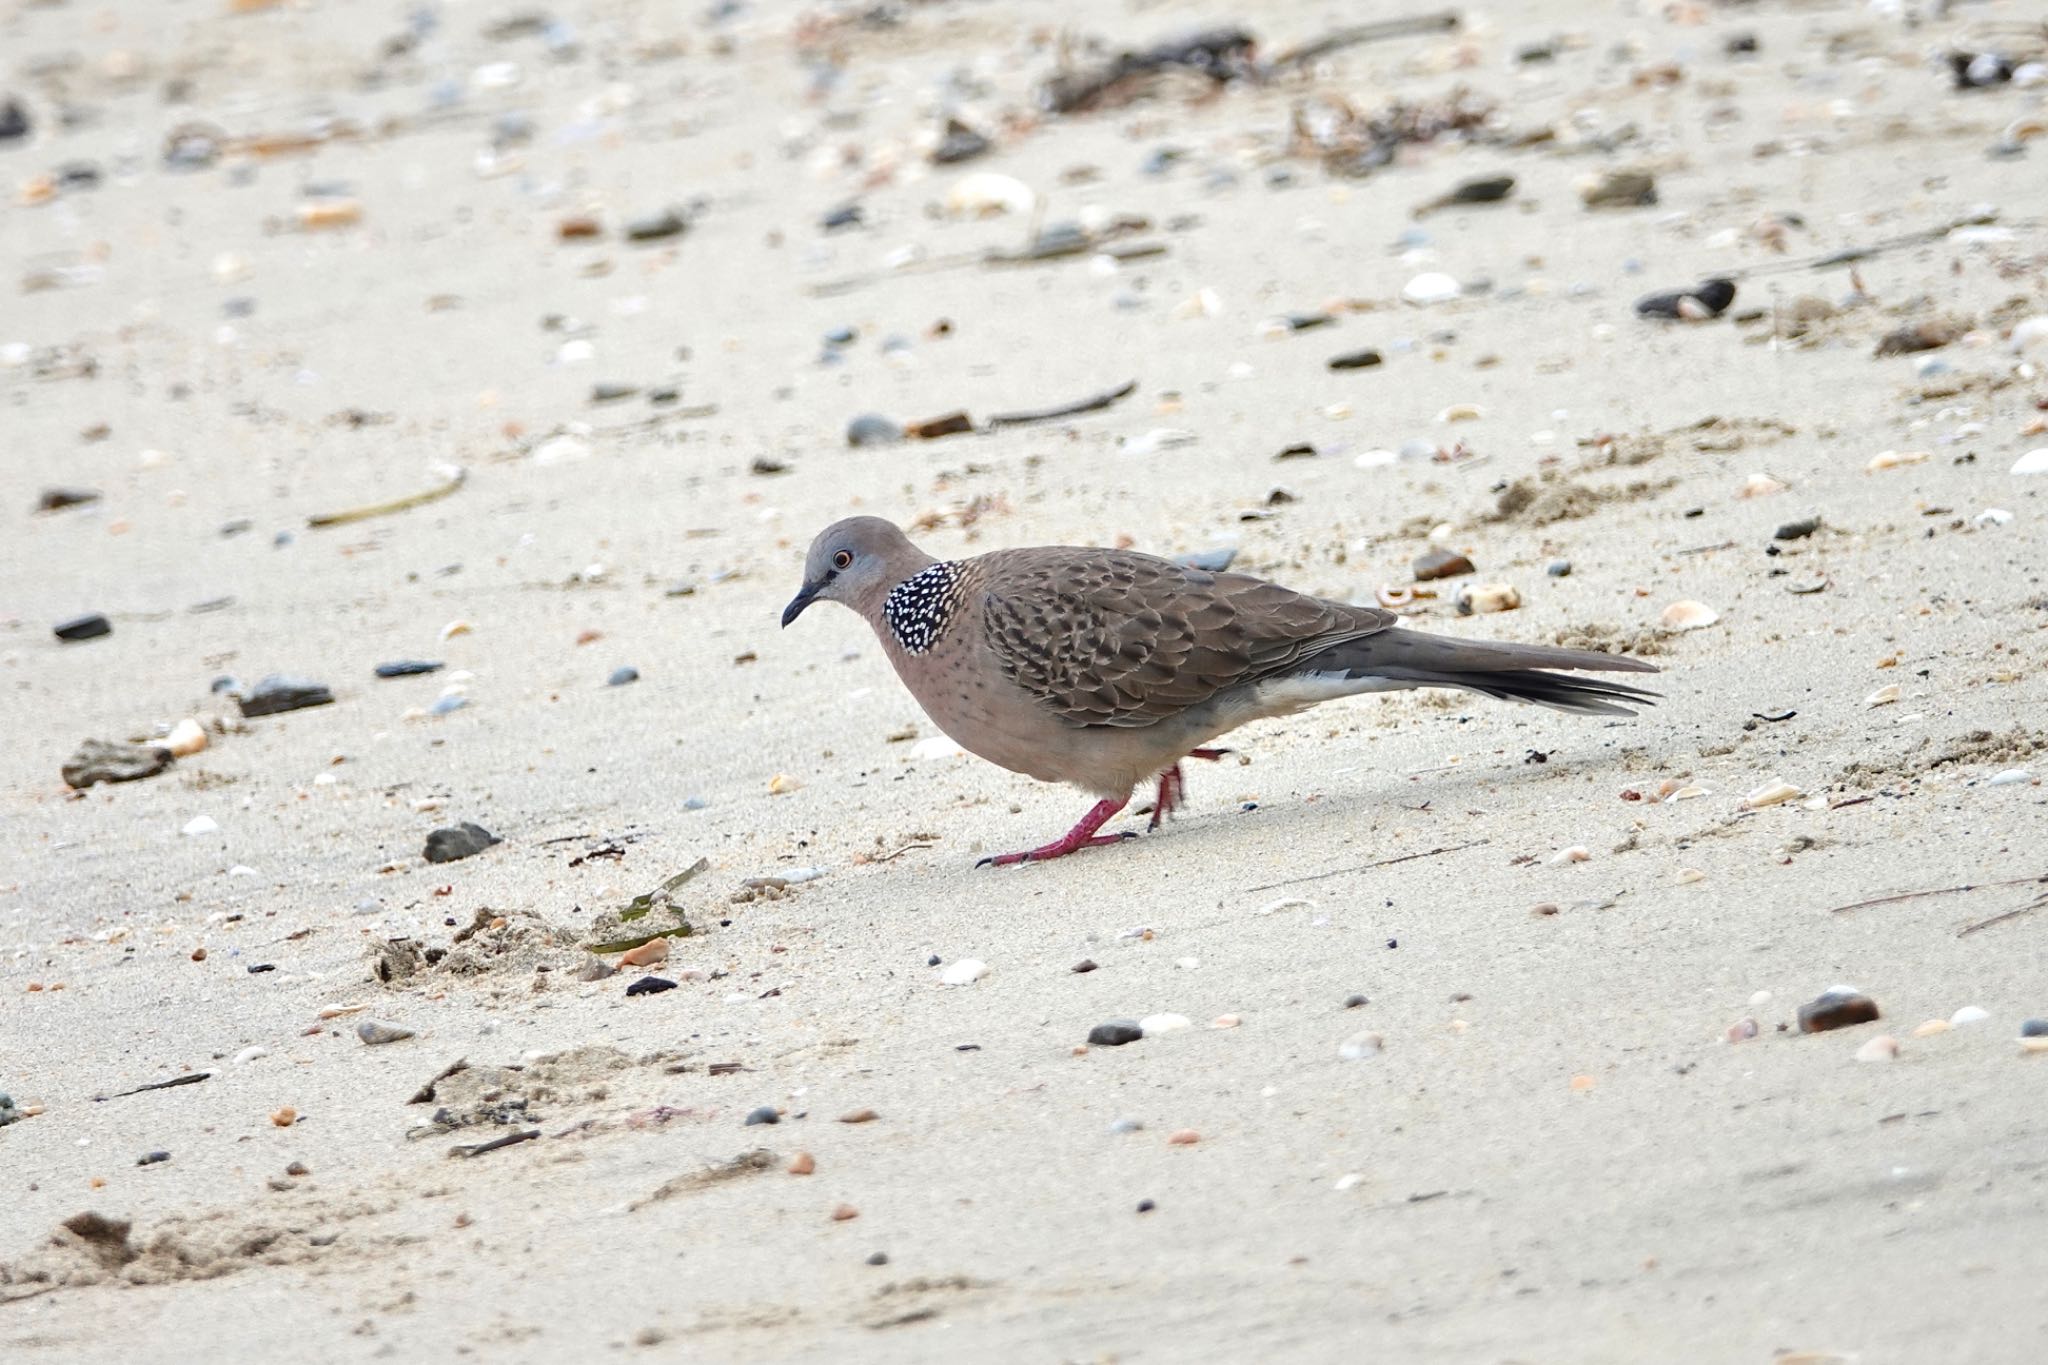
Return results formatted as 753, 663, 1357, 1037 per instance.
783, 517, 1658, 865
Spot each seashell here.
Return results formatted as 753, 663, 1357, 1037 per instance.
1339, 1031, 1384, 1059
766, 773, 801, 795
1167, 1129, 1201, 1145
1725, 1018, 1758, 1043
1171, 288, 1222, 320
1676, 867, 1705, 884
616, 937, 669, 968
1667, 785, 1708, 801
1139, 1013, 1191, 1036
1210, 1013, 1242, 1029
165, 717, 209, 757
1436, 403, 1484, 423
1549, 845, 1590, 865
1911, 1019, 1950, 1038
787, 1152, 814, 1175
1854, 1035, 1899, 1063
2011, 448, 2048, 476
1866, 449, 1929, 472
907, 735, 965, 761
939, 958, 987, 985
1742, 780, 1803, 809
1974, 507, 2014, 526
1986, 768, 2034, 786
1864, 684, 1900, 707
830, 1203, 860, 1221
1659, 600, 1718, 631
944, 172, 1033, 217
439, 619, 473, 640
1950, 1005, 1990, 1026
1402, 272, 1460, 305
296, 199, 362, 230
1375, 584, 1415, 608
1738, 472, 1788, 498
1455, 582, 1521, 615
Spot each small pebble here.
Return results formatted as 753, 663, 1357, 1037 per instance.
1327, 348, 1383, 371
1071, 959, 1098, 974
1774, 516, 1822, 541
374, 660, 443, 678
865, 1251, 889, 1266
164, 718, 209, 757
1138, 1013, 1191, 1037
355, 1020, 414, 1046
1136, 1199, 1156, 1213
1412, 549, 1474, 582
1725, 1018, 1758, 1043
270, 1107, 297, 1127
788, 1152, 815, 1175
1210, 1014, 1241, 1029
743, 1106, 780, 1126
182, 815, 220, 837
625, 208, 688, 242
1854, 1035, 1899, 1063
137, 1150, 171, 1166
1455, 582, 1520, 615
62, 739, 173, 789
607, 666, 640, 687
2019, 1019, 2048, 1038
1951, 1005, 1990, 1027
423, 822, 500, 863
238, 675, 334, 718
54, 613, 112, 642
831, 1204, 860, 1222
846, 414, 904, 447
625, 976, 677, 997
1545, 559, 1572, 578
616, 938, 669, 968
1344, 994, 1368, 1009
838, 1108, 879, 1124
1167, 1129, 1200, 1146
1087, 1020, 1143, 1047
1798, 988, 1881, 1033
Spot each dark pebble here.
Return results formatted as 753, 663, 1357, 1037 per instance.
846, 414, 904, 447
904, 412, 972, 440
931, 118, 991, 165
590, 382, 639, 403
2020, 1019, 2048, 1038
1171, 547, 1237, 572
926, 954, 941, 967
1088, 1020, 1143, 1047
285, 1161, 310, 1177
36, 487, 100, 512
1327, 348, 1384, 371
61, 739, 172, 789
625, 208, 689, 242
648, 387, 681, 405
248, 964, 276, 974
743, 1105, 779, 1126
238, 674, 335, 717
1136, 1199, 1156, 1213
0, 98, 28, 143
374, 660, 444, 678
1635, 279, 1736, 320
423, 822, 501, 864
866, 1250, 889, 1266
137, 1151, 171, 1166
1442, 174, 1515, 205
626, 976, 678, 997
1774, 516, 1822, 541
607, 666, 640, 687
1724, 32, 1759, 56
1546, 559, 1572, 577
1344, 994, 1368, 1009
1797, 989, 1880, 1034
54, 613, 112, 642
1071, 959, 1098, 974
823, 326, 856, 348
821, 202, 863, 231
1411, 549, 1474, 582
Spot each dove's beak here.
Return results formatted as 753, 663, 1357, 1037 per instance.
780, 581, 820, 628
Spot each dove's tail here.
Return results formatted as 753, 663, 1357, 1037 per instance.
1292, 627, 1661, 718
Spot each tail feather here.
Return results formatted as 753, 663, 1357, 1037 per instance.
1301, 627, 1661, 717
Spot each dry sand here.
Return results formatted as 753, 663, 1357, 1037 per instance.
5, 0, 2048, 1359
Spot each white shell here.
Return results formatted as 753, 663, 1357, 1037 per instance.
943, 172, 1034, 217
1659, 600, 1719, 631
1457, 582, 1522, 614
1402, 271, 1460, 305
1950, 1005, 1991, 1026
1741, 780, 1803, 809
2011, 448, 2048, 476
939, 958, 987, 986
1138, 1013, 1191, 1036
1866, 449, 1929, 472
1854, 1035, 1899, 1063
1864, 684, 1900, 708
1549, 845, 1590, 865
1339, 1031, 1384, 1060
165, 717, 209, 757
1738, 472, 1787, 498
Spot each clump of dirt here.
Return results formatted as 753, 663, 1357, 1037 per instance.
404, 1045, 637, 1140
1485, 471, 1674, 526
1, 1199, 394, 1301
1550, 623, 1669, 658
1577, 415, 1798, 469
1836, 725, 2046, 785
370, 905, 581, 987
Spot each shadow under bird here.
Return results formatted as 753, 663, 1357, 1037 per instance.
782, 517, 1658, 866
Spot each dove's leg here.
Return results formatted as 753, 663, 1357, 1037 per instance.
1148, 765, 1186, 831
979, 797, 1133, 867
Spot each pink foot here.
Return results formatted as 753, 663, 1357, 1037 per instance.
1187, 747, 1232, 761
979, 798, 1133, 867
1149, 764, 1186, 831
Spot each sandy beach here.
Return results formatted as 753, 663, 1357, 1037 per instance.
5, 0, 2048, 1359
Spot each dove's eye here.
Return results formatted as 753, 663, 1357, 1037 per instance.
832, 550, 853, 570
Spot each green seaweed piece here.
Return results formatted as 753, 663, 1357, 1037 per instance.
589, 924, 694, 954
616, 858, 709, 923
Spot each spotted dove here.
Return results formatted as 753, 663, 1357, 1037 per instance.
782, 517, 1658, 865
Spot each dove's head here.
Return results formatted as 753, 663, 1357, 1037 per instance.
782, 516, 933, 627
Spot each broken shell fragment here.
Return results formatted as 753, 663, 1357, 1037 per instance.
1854, 1035, 1899, 1063
1864, 684, 1900, 708
1548, 845, 1590, 865
1659, 600, 1719, 631
2011, 448, 2048, 476
1798, 988, 1880, 1033
616, 937, 670, 968
1739, 472, 1788, 498
165, 717, 209, 757
944, 172, 1034, 217
1742, 780, 1803, 809
1866, 449, 1930, 472
1455, 582, 1521, 615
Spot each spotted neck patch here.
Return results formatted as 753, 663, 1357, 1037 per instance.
882, 562, 963, 655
